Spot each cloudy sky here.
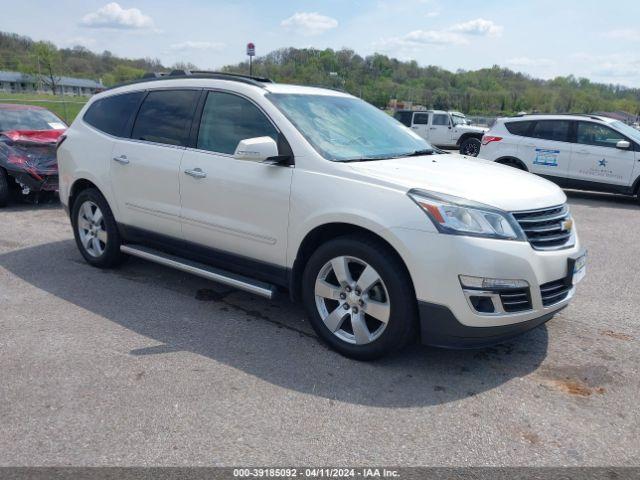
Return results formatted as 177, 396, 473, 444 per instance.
4, 0, 640, 86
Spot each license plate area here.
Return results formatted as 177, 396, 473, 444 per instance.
570, 251, 587, 285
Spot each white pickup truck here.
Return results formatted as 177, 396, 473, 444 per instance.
394, 109, 488, 156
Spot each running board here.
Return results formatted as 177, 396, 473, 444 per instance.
120, 244, 276, 299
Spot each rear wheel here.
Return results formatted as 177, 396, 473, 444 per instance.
0, 168, 10, 207
71, 188, 126, 268
302, 236, 417, 360
459, 137, 481, 157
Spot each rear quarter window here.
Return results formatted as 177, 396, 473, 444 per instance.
504, 121, 533, 136
83, 92, 144, 137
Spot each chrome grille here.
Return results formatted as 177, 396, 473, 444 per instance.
499, 288, 532, 313
540, 279, 571, 306
512, 204, 573, 250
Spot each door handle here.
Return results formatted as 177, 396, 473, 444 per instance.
112, 155, 129, 165
429, 127, 436, 130
184, 168, 207, 179
411, 126, 419, 129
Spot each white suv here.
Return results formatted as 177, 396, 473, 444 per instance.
57, 72, 586, 359
479, 114, 640, 204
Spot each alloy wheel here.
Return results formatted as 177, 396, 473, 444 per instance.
77, 200, 107, 257
314, 255, 390, 345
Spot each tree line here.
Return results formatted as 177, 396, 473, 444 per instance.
2, 31, 639, 116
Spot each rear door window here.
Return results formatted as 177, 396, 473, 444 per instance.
505, 121, 533, 136
131, 90, 200, 146
577, 122, 627, 148
83, 92, 144, 137
529, 120, 571, 142
197, 91, 278, 154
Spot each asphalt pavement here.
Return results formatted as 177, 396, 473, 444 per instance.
0, 191, 638, 466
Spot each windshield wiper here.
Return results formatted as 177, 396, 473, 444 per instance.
398, 149, 435, 157
341, 149, 435, 162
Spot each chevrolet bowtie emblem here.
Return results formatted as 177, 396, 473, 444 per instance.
561, 218, 573, 232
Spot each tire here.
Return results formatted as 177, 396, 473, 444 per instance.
302, 235, 417, 360
0, 168, 10, 207
459, 137, 481, 157
498, 158, 526, 171
71, 188, 126, 268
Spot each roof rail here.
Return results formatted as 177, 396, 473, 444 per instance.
107, 70, 273, 91
509, 112, 604, 121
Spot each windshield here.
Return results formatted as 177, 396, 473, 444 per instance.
0, 108, 66, 132
610, 120, 640, 144
267, 93, 433, 161
451, 114, 469, 126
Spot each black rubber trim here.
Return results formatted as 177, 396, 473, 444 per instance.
418, 301, 561, 349
118, 224, 290, 288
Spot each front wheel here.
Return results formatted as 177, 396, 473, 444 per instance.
459, 137, 481, 157
302, 236, 417, 360
71, 188, 126, 268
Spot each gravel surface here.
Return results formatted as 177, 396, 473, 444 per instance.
0, 191, 638, 466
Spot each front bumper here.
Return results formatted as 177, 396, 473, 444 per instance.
418, 301, 562, 348
388, 227, 583, 346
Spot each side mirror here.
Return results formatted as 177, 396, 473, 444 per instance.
616, 140, 631, 150
233, 136, 279, 163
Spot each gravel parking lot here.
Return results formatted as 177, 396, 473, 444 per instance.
0, 191, 638, 466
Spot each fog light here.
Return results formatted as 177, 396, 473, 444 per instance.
459, 275, 529, 290
469, 295, 496, 313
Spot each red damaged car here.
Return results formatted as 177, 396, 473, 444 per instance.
0, 104, 67, 207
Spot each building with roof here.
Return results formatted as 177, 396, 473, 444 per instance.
0, 70, 103, 96
593, 111, 639, 125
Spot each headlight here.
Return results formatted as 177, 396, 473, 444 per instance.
407, 189, 525, 240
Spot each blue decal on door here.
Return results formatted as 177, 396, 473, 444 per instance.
533, 148, 560, 167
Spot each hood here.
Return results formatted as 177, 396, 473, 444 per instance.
346, 153, 566, 212
457, 124, 488, 133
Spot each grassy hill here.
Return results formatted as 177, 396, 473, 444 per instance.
2, 31, 639, 118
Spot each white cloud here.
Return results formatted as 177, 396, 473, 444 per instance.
170, 41, 226, 52
376, 18, 503, 51
280, 12, 338, 36
506, 57, 554, 67
570, 52, 640, 83
81, 2, 155, 30
604, 29, 640, 42
449, 18, 503, 37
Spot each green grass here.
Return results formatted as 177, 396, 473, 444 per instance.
0, 93, 90, 124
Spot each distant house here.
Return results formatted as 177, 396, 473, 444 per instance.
594, 111, 639, 125
0, 70, 103, 96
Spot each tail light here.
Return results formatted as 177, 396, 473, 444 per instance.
56, 134, 67, 152
482, 136, 502, 146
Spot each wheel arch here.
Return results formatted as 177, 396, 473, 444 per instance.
495, 156, 529, 171
68, 178, 105, 214
632, 174, 640, 196
456, 132, 483, 146
289, 222, 416, 303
